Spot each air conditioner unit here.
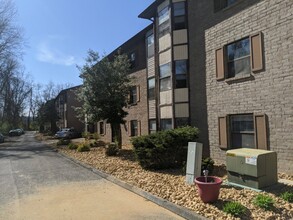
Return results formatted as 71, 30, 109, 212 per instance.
226, 148, 277, 189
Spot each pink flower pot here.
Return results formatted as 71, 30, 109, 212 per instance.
194, 176, 222, 203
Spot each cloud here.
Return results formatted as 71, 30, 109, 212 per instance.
36, 37, 80, 66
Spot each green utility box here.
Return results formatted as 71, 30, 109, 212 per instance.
226, 148, 277, 189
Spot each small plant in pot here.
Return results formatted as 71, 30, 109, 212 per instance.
194, 170, 222, 203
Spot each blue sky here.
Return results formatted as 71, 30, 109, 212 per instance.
14, 0, 154, 86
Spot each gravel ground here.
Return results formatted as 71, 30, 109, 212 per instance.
52, 141, 293, 220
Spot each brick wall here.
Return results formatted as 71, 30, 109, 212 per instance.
190, 0, 293, 174
66, 88, 84, 132
100, 68, 148, 146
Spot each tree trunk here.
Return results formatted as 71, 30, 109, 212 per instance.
111, 123, 122, 148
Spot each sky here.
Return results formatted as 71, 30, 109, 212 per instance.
14, 0, 154, 86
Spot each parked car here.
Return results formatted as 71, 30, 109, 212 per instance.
8, 128, 25, 136
9, 129, 21, 136
54, 128, 81, 139
0, 133, 4, 143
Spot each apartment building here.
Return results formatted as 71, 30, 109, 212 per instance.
139, 0, 293, 173
55, 86, 84, 132
97, 25, 152, 145
139, 0, 210, 157
61, 0, 292, 173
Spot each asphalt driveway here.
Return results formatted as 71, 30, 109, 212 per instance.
0, 132, 183, 220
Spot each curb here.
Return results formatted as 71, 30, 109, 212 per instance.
55, 149, 208, 220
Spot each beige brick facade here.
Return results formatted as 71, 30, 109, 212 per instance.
192, 0, 293, 174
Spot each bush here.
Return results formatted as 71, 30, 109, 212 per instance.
105, 142, 119, 156
56, 139, 70, 146
132, 126, 199, 170
223, 201, 246, 217
77, 143, 90, 152
82, 132, 99, 140
253, 194, 274, 210
92, 133, 100, 140
68, 143, 78, 150
280, 191, 293, 203
201, 157, 215, 174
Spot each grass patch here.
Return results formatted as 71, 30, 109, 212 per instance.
223, 201, 246, 217
77, 143, 90, 152
68, 143, 78, 150
280, 191, 293, 203
253, 194, 274, 210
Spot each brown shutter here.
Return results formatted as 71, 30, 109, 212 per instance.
218, 116, 228, 149
254, 114, 268, 150
137, 120, 141, 136
250, 32, 263, 72
216, 47, 225, 80
128, 121, 131, 137
136, 85, 140, 103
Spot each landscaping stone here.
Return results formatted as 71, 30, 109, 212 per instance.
57, 146, 293, 220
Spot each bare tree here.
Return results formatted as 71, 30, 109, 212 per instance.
0, 0, 25, 131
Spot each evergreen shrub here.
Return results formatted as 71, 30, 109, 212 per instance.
132, 126, 199, 170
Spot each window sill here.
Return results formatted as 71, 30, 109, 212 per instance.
225, 74, 254, 84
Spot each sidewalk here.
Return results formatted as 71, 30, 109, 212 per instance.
1, 180, 185, 220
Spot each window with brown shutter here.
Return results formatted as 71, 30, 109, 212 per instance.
216, 32, 264, 81
218, 114, 268, 150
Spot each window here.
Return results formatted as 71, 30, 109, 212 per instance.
175, 60, 188, 88
159, 63, 172, 91
216, 33, 263, 81
158, 6, 169, 25
161, 119, 172, 131
129, 86, 137, 104
99, 121, 105, 135
129, 52, 136, 69
230, 115, 254, 149
158, 6, 170, 37
173, 2, 186, 30
214, 0, 238, 12
148, 78, 155, 100
149, 119, 157, 134
129, 86, 140, 104
130, 120, 138, 136
227, 38, 250, 78
147, 33, 154, 57
218, 114, 268, 150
